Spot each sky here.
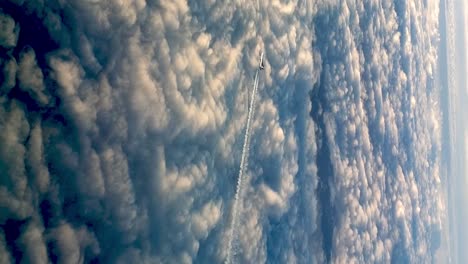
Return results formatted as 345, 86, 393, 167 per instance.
442, 0, 468, 263
0, 0, 449, 263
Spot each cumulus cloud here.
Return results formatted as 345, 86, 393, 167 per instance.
0, 11, 19, 49
310, 0, 443, 263
17, 48, 49, 106
0, 0, 444, 263
17, 222, 48, 264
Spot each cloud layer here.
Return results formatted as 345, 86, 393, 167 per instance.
0, 0, 444, 263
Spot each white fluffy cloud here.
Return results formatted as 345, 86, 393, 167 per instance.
311, 0, 443, 262
0, 0, 444, 263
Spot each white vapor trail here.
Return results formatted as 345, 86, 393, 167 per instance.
225, 69, 260, 264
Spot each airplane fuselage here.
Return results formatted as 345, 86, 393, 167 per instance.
259, 52, 265, 70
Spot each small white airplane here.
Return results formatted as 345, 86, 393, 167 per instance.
259, 51, 265, 70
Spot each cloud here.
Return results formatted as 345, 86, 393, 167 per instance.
47, 222, 100, 264
0, 11, 19, 49
17, 222, 48, 264
17, 48, 49, 106
0, 0, 444, 263
0, 233, 12, 263
310, 0, 443, 263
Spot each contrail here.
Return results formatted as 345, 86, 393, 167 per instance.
225, 69, 260, 264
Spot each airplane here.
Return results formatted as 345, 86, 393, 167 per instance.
248, 51, 265, 110
259, 51, 265, 70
